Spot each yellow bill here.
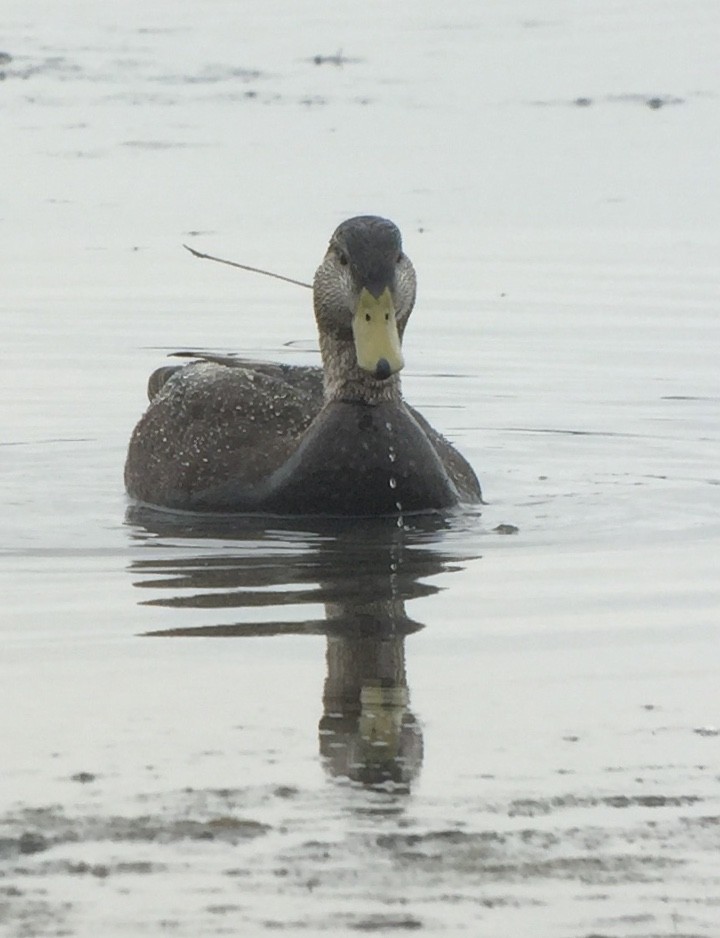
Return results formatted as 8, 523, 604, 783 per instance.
352, 287, 405, 380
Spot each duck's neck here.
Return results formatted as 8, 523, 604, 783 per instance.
319, 333, 403, 405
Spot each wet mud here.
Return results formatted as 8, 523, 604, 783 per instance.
2, 779, 719, 935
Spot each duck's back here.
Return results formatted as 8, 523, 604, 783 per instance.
125, 362, 319, 510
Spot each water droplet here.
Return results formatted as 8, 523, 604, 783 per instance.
389, 476, 397, 489
395, 501, 402, 511
385, 421, 393, 432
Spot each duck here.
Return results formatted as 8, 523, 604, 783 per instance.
124, 215, 481, 516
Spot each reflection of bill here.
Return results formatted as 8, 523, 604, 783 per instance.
319, 591, 424, 789
127, 508, 479, 790
320, 631, 423, 790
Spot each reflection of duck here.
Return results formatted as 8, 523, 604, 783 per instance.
125, 216, 481, 515
127, 510, 480, 790
320, 618, 423, 791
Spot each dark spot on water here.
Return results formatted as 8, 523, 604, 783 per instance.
493, 523, 519, 535
534, 92, 686, 110
70, 771, 96, 784
207, 903, 245, 915
348, 914, 423, 930
311, 52, 360, 67
603, 794, 699, 809
18, 832, 49, 855
68, 861, 109, 878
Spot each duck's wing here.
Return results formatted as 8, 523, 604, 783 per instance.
147, 351, 324, 407
126, 360, 323, 509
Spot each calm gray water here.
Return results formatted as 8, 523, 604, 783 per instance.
2, 3, 719, 936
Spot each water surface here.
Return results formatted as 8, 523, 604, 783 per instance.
2, 2, 719, 936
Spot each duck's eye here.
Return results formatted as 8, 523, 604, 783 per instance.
338, 251, 349, 266
396, 252, 404, 264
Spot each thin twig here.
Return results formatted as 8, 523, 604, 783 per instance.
182, 244, 312, 289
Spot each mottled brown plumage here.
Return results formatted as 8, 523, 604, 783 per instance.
125, 216, 481, 515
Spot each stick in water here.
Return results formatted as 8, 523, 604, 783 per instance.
182, 244, 312, 290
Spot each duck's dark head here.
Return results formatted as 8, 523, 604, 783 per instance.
314, 216, 417, 398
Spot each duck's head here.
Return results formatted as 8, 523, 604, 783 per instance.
314, 216, 417, 401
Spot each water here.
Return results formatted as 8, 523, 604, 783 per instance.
2, 2, 720, 936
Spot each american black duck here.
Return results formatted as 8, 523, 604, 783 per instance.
125, 215, 481, 515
